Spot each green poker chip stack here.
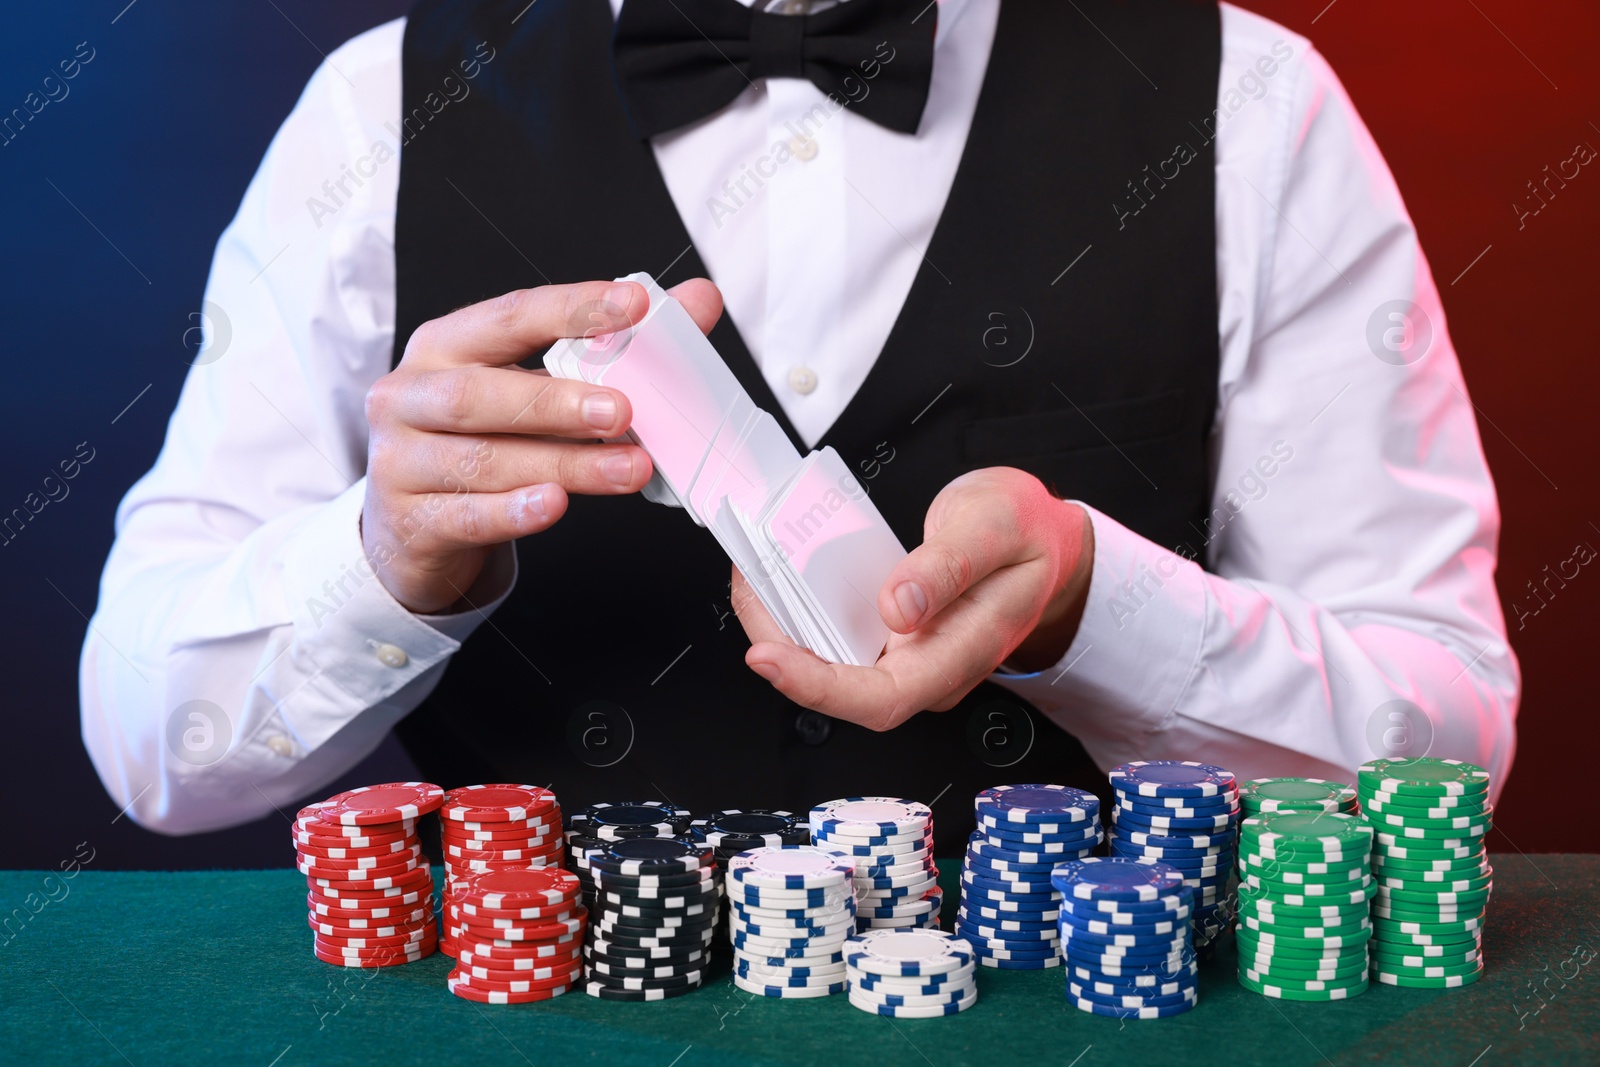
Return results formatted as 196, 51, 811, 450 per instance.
1358, 758, 1492, 990
1233, 807, 1374, 1000
1240, 778, 1360, 817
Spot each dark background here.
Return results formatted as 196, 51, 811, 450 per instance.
5, 1, 1595, 871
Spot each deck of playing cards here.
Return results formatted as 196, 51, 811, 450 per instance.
544, 273, 906, 667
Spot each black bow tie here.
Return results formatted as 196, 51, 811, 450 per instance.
612, 0, 937, 139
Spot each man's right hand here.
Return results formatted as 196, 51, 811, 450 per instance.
361, 278, 724, 614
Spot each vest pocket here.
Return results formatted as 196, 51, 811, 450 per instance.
961, 389, 1187, 466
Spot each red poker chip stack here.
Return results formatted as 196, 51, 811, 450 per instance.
437, 785, 566, 958
294, 782, 444, 967
447, 867, 587, 1003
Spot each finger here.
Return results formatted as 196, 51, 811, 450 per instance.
666, 278, 724, 336
378, 365, 635, 439
730, 566, 790, 646
879, 497, 1030, 633
748, 605, 1006, 729
384, 431, 654, 497
391, 483, 571, 551
401, 280, 649, 369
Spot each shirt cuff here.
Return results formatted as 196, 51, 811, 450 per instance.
988, 503, 1206, 745
279, 479, 513, 726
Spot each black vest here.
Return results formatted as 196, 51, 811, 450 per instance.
391, 0, 1221, 853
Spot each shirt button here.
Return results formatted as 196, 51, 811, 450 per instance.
375, 643, 408, 668
787, 366, 818, 395
267, 735, 293, 757
787, 135, 818, 162
795, 710, 832, 746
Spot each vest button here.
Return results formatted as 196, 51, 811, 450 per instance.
794, 710, 832, 745
787, 366, 818, 395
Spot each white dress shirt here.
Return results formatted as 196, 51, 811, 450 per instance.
81, 0, 1519, 834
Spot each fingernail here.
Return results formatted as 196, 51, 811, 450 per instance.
750, 662, 781, 685
603, 453, 634, 486
523, 485, 550, 524
605, 283, 638, 318
894, 581, 928, 627
583, 393, 617, 429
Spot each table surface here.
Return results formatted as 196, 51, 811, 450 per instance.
3, 854, 1596, 1067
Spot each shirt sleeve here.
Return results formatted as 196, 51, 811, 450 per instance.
993, 18, 1520, 801
78, 18, 515, 835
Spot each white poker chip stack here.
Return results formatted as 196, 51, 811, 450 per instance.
843, 929, 979, 1017
810, 797, 942, 932
726, 845, 858, 998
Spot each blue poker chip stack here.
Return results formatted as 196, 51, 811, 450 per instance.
809, 798, 943, 932
1052, 857, 1200, 1018
1107, 761, 1241, 944
956, 784, 1104, 969
725, 845, 858, 998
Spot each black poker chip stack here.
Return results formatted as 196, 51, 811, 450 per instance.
583, 836, 721, 1001
566, 801, 695, 910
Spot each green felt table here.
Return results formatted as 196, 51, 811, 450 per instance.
3, 855, 1596, 1066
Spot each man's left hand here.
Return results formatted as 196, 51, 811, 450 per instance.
733, 467, 1095, 731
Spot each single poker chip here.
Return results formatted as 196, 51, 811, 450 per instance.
978, 819, 1102, 847
440, 784, 557, 823
1110, 761, 1236, 798
443, 818, 561, 841
850, 982, 977, 1009
582, 980, 700, 1002
300, 854, 422, 879
1068, 993, 1195, 1019
819, 835, 933, 858
1358, 758, 1490, 797
455, 898, 583, 922
1370, 841, 1482, 863
731, 973, 846, 998
588, 837, 713, 877
735, 960, 848, 983
1051, 857, 1188, 902
843, 930, 974, 976
810, 797, 932, 836
306, 895, 429, 920
448, 975, 572, 1003
451, 962, 582, 992
1070, 981, 1197, 1009
308, 914, 431, 939
592, 867, 717, 891
847, 992, 976, 1017
458, 868, 580, 909
1237, 971, 1369, 1000
974, 784, 1099, 825
314, 944, 433, 968
732, 965, 848, 990
1372, 963, 1484, 989
318, 783, 443, 826
587, 954, 708, 979
1112, 807, 1240, 833
1113, 826, 1233, 850
574, 801, 693, 840
728, 846, 856, 890
306, 868, 432, 893
1241, 778, 1358, 812
690, 809, 810, 849
583, 968, 705, 992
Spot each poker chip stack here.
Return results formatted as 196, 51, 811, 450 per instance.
1234, 810, 1375, 1001
809, 797, 942, 932
585, 836, 719, 1001
726, 845, 858, 998
566, 801, 694, 910
691, 810, 812, 873
447, 867, 586, 1003
843, 929, 979, 1017
1358, 758, 1493, 990
1108, 761, 1241, 942
1053, 858, 1199, 1018
438, 785, 566, 957
295, 783, 443, 968
957, 784, 1104, 970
